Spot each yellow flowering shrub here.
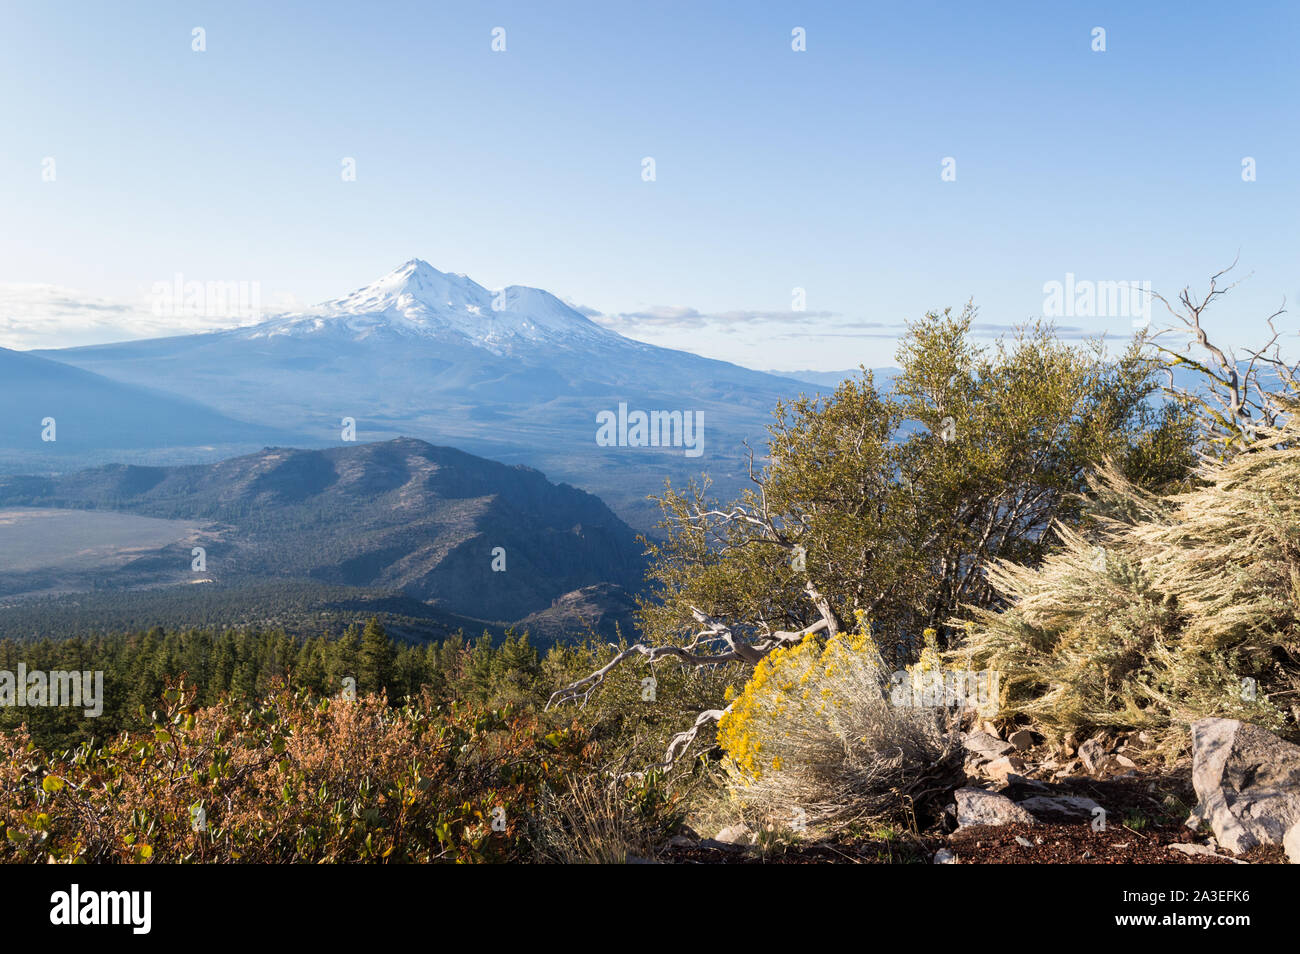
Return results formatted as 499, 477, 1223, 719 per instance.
719, 611, 884, 780
716, 611, 962, 831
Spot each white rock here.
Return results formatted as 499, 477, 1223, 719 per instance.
955, 787, 1037, 828
1168, 842, 1247, 864
1190, 718, 1300, 855
1168, 842, 1218, 857
1285, 820, 1300, 864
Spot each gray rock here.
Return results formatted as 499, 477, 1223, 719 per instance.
933, 848, 956, 864
714, 824, 756, 846
1168, 842, 1217, 858
955, 787, 1037, 828
1190, 718, 1300, 855
963, 730, 1014, 762
1078, 735, 1110, 774
1009, 729, 1035, 752
1168, 842, 1247, 864
1017, 794, 1104, 824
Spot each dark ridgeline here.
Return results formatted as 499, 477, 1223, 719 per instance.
0, 437, 648, 629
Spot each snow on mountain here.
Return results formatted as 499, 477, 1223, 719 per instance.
29, 260, 825, 526
240, 259, 610, 353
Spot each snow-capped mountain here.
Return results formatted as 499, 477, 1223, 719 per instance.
30, 261, 839, 526
243, 259, 610, 354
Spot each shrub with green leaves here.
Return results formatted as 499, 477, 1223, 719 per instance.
638, 309, 1196, 673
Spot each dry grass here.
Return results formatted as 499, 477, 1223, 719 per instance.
534, 774, 661, 864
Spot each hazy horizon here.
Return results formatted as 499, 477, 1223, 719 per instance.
3, 0, 1296, 367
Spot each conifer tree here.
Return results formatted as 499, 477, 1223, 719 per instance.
358, 617, 395, 696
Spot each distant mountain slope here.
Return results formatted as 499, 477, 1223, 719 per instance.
32, 260, 821, 527
0, 346, 300, 465
0, 438, 647, 623
514, 582, 641, 645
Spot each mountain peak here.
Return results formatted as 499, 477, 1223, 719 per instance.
246, 259, 610, 352
340, 259, 485, 312
391, 258, 469, 285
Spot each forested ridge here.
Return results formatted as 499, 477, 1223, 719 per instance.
0, 621, 566, 750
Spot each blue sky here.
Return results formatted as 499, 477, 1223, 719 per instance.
1, 0, 1296, 368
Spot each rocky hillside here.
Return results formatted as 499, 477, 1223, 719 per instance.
0, 438, 647, 623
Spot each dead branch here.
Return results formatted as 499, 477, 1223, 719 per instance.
1146, 259, 1294, 446
545, 642, 745, 710
661, 707, 728, 768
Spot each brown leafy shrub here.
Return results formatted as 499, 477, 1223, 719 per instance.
0, 679, 590, 863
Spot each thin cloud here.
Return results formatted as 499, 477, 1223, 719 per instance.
577, 297, 1117, 346
778, 330, 903, 340
586, 305, 838, 332
767, 319, 1105, 342
0, 284, 264, 350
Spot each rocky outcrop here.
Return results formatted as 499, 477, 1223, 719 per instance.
1188, 718, 1300, 856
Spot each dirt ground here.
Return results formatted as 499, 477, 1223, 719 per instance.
657, 767, 1288, 864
